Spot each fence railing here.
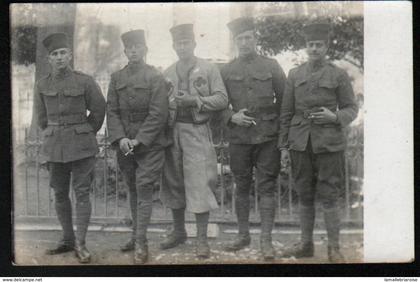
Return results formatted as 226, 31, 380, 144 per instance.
14, 125, 363, 225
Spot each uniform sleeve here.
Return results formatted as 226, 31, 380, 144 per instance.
106, 75, 126, 145
134, 73, 169, 146
85, 77, 106, 133
335, 70, 358, 127
196, 63, 228, 112
220, 66, 236, 126
32, 82, 47, 130
278, 69, 296, 149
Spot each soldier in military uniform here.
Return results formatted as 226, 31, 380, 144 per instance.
159, 24, 228, 259
106, 30, 169, 264
221, 17, 286, 261
33, 33, 106, 263
278, 23, 358, 262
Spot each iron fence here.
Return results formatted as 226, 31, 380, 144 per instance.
14, 123, 363, 225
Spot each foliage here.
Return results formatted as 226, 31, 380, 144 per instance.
255, 16, 364, 70
11, 26, 37, 66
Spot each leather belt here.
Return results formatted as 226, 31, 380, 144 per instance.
121, 110, 148, 122
244, 105, 278, 118
47, 113, 87, 126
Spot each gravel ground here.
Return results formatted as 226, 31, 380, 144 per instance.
13, 227, 363, 265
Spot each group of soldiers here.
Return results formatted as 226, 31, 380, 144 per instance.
32, 16, 358, 264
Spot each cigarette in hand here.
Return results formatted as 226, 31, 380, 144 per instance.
124, 148, 133, 156
251, 120, 257, 126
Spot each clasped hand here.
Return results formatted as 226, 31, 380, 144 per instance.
119, 138, 140, 155
174, 90, 198, 107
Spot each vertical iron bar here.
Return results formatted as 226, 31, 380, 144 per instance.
92, 174, 97, 216
35, 128, 40, 216
344, 152, 351, 221
220, 148, 225, 218
231, 183, 236, 218
115, 153, 119, 218
357, 150, 363, 222
277, 175, 281, 221
48, 174, 51, 216
104, 129, 108, 217
24, 127, 29, 215
288, 168, 293, 218
254, 169, 258, 217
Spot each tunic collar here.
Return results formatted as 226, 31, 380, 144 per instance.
52, 66, 72, 80
238, 51, 257, 63
127, 60, 145, 74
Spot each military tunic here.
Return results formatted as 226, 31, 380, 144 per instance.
221, 53, 286, 207
34, 68, 106, 162
106, 61, 169, 242
278, 60, 358, 206
33, 67, 106, 245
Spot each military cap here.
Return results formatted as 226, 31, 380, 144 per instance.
170, 24, 194, 41
42, 33, 70, 53
227, 17, 255, 38
121, 29, 146, 48
303, 23, 331, 41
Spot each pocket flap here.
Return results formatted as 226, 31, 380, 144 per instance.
319, 79, 338, 89
116, 83, 127, 90
133, 82, 149, 89
63, 88, 84, 96
261, 113, 278, 121
252, 72, 272, 81
43, 127, 54, 136
294, 78, 307, 87
74, 124, 93, 134
322, 123, 340, 128
41, 90, 58, 96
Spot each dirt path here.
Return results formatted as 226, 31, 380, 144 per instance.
13, 228, 363, 265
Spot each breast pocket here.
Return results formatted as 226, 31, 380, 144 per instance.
227, 75, 245, 101
132, 82, 151, 105
41, 90, 58, 110
63, 88, 86, 111
252, 72, 273, 98
317, 79, 338, 100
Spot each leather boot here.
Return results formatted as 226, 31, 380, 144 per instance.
324, 206, 345, 263
195, 212, 210, 259
135, 200, 152, 246
121, 184, 137, 252
224, 197, 251, 252
282, 204, 315, 258
259, 196, 276, 261
260, 209, 275, 261
75, 200, 91, 247
134, 240, 149, 264
160, 208, 187, 250
46, 200, 75, 255
74, 241, 91, 263
45, 240, 75, 255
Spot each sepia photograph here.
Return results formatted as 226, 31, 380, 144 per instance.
9, 1, 410, 267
